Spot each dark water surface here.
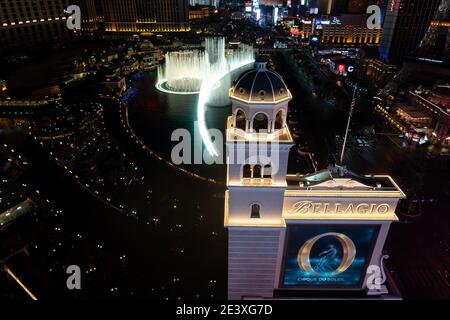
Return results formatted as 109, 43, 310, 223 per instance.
128, 70, 252, 182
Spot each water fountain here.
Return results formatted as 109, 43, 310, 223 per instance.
157, 50, 208, 93
155, 37, 255, 157
156, 37, 255, 99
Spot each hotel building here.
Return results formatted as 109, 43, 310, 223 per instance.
102, 0, 190, 33
189, 6, 212, 20
356, 58, 397, 89
77, 0, 100, 33
0, 0, 73, 53
225, 62, 405, 299
397, 88, 450, 145
299, 15, 382, 45
380, 0, 440, 65
0, 0, 102, 53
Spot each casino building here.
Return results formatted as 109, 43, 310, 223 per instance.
102, 0, 190, 33
0, 0, 73, 54
224, 62, 406, 300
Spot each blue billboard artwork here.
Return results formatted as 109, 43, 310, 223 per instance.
281, 225, 380, 289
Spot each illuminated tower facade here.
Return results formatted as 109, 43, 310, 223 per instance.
225, 61, 295, 299
225, 62, 405, 300
380, 0, 440, 65
415, 0, 450, 62
379, 0, 450, 99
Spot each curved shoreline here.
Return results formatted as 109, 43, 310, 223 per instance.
121, 101, 222, 186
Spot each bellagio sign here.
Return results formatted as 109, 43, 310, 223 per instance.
282, 197, 399, 221
292, 201, 390, 215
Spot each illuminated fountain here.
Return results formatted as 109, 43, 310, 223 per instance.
156, 37, 254, 97
157, 50, 208, 93
156, 37, 255, 157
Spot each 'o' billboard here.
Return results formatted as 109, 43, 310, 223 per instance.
281, 225, 379, 289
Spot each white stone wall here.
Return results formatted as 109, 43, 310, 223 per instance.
227, 187, 286, 226
228, 228, 282, 300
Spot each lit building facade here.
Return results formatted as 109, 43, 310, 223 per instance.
102, 0, 190, 33
377, 0, 450, 109
356, 58, 397, 89
409, 88, 450, 145
0, 0, 102, 53
300, 20, 382, 45
0, 80, 8, 99
0, 0, 73, 53
189, 0, 220, 7
379, 0, 440, 65
375, 87, 450, 146
189, 6, 211, 20
413, 0, 450, 64
225, 62, 405, 299
77, 0, 100, 33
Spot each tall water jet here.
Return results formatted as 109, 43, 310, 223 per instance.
155, 37, 255, 157
157, 50, 209, 93
206, 37, 229, 106
197, 39, 255, 156
156, 37, 255, 104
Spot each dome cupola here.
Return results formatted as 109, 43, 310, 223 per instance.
230, 61, 291, 103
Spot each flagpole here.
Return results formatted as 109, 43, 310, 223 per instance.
340, 86, 357, 164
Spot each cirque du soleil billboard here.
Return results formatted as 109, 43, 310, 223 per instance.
281, 225, 379, 289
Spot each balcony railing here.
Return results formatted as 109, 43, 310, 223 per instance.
241, 177, 273, 186
226, 116, 292, 142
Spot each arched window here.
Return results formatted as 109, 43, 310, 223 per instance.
251, 204, 261, 219
263, 164, 272, 179
274, 110, 283, 130
243, 164, 252, 178
252, 113, 269, 133
253, 165, 262, 178
235, 109, 246, 131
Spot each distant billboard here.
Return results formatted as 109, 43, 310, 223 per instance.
281, 225, 379, 289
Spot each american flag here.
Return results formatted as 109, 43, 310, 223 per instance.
349, 87, 357, 117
